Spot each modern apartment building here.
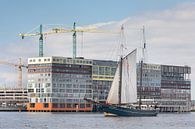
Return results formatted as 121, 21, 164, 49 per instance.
159, 65, 191, 112
131, 63, 191, 112
27, 56, 191, 112
27, 57, 93, 112
137, 63, 161, 100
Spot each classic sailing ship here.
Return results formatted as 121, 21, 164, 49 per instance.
100, 49, 158, 116
85, 26, 158, 117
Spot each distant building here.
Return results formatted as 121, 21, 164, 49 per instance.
27, 56, 191, 112
0, 88, 27, 111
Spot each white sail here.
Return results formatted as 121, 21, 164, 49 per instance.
121, 49, 137, 103
107, 49, 137, 104
106, 64, 120, 104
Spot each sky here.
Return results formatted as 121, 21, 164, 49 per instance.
0, 0, 194, 99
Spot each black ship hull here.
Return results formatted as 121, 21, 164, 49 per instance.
99, 104, 158, 117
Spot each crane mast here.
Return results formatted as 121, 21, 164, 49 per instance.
39, 24, 44, 57
73, 22, 77, 58
19, 24, 46, 57
0, 58, 27, 89
18, 58, 23, 89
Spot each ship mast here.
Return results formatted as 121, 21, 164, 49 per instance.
119, 56, 123, 105
139, 26, 146, 109
118, 25, 125, 105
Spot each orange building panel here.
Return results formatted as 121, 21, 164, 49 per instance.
27, 103, 93, 112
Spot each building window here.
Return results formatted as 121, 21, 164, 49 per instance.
73, 103, 78, 108
67, 103, 72, 108
52, 103, 58, 108
30, 103, 35, 108
60, 104, 65, 108
86, 104, 91, 108
43, 103, 49, 108
28, 89, 34, 93
80, 104, 85, 108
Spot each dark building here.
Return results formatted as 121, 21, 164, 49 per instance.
159, 65, 191, 112
93, 62, 191, 112
137, 63, 161, 100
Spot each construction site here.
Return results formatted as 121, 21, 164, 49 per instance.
0, 23, 192, 112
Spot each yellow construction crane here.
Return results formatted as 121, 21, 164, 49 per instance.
19, 24, 59, 57
19, 23, 120, 58
0, 58, 28, 89
52, 22, 120, 58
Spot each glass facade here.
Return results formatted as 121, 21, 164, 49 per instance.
27, 57, 93, 111
137, 63, 161, 99
92, 60, 117, 103
159, 65, 191, 112
27, 57, 191, 112
161, 65, 191, 101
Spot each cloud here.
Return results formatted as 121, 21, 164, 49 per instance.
0, 2, 195, 99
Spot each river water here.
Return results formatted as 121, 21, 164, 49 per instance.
0, 112, 195, 129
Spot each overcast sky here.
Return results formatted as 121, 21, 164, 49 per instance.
0, 0, 194, 99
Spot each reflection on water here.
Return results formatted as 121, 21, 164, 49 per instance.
0, 112, 195, 129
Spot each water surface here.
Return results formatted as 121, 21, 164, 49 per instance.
0, 112, 194, 129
